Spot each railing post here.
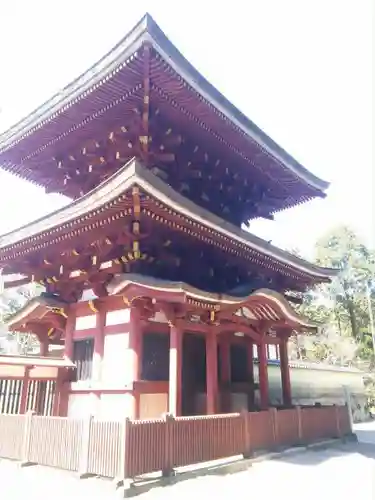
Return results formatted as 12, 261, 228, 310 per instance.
116, 417, 130, 486
162, 413, 175, 477
78, 414, 93, 478
21, 410, 35, 466
296, 406, 303, 444
269, 407, 278, 447
242, 411, 252, 458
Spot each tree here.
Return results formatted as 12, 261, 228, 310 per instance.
315, 226, 375, 341
292, 226, 375, 369
0, 282, 41, 355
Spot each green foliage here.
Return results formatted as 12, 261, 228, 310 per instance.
295, 225, 375, 371
0, 282, 41, 354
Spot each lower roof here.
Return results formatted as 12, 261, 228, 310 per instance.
0, 158, 337, 284
0, 354, 74, 369
7, 273, 318, 332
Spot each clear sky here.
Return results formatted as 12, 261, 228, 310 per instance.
0, 0, 372, 258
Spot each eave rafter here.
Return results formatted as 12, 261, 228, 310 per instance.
0, 159, 336, 299
6, 297, 69, 341
107, 275, 317, 332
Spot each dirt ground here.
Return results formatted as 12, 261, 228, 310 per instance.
1, 423, 375, 499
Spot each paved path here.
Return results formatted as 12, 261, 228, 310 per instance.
1, 423, 375, 499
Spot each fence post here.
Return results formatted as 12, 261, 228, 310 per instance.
21, 410, 35, 466
162, 413, 175, 477
242, 411, 252, 458
78, 414, 93, 478
296, 406, 303, 445
269, 407, 278, 447
115, 418, 130, 487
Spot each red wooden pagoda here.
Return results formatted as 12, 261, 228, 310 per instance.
0, 14, 336, 420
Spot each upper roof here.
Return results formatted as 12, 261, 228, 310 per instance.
0, 157, 337, 285
0, 13, 329, 207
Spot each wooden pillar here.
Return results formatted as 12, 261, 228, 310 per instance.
258, 340, 269, 410
19, 367, 30, 414
129, 306, 142, 418
39, 338, 49, 357
64, 307, 75, 359
247, 340, 255, 408
279, 337, 292, 406
93, 307, 106, 382
168, 323, 183, 416
206, 333, 218, 415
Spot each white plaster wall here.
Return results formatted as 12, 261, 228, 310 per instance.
101, 333, 133, 385
139, 393, 168, 419
149, 311, 168, 323
75, 315, 97, 330
98, 393, 134, 420
105, 309, 130, 326
67, 393, 99, 418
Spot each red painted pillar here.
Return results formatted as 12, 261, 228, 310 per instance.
258, 340, 269, 410
247, 340, 255, 408
52, 371, 62, 416
64, 307, 75, 359
279, 337, 292, 406
39, 339, 49, 357
19, 367, 30, 414
206, 333, 218, 415
129, 306, 142, 381
168, 324, 183, 416
129, 306, 142, 418
93, 307, 106, 381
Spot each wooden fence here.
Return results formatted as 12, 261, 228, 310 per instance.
0, 405, 351, 479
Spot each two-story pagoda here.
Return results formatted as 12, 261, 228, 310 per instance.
0, 14, 336, 420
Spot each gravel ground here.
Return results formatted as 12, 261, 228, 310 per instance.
1, 423, 375, 499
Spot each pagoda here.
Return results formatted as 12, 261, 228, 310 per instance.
0, 14, 336, 419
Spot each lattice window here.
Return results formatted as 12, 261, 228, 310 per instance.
73, 338, 94, 381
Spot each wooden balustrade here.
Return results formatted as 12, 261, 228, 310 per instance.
0, 405, 352, 480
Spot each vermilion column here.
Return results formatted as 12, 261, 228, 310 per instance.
129, 306, 142, 418
258, 340, 269, 409
19, 367, 30, 414
247, 340, 255, 408
206, 333, 218, 415
279, 337, 292, 406
129, 306, 142, 382
168, 324, 183, 416
64, 307, 75, 359
39, 338, 49, 357
93, 307, 106, 382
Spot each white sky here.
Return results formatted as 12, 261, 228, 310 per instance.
0, 0, 372, 259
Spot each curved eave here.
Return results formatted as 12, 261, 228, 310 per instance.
6, 296, 66, 331
108, 274, 318, 329
0, 354, 75, 369
0, 158, 337, 281
0, 14, 328, 193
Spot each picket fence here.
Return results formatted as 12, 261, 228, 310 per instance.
0, 405, 351, 479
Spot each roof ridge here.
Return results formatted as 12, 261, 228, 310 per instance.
0, 13, 329, 192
